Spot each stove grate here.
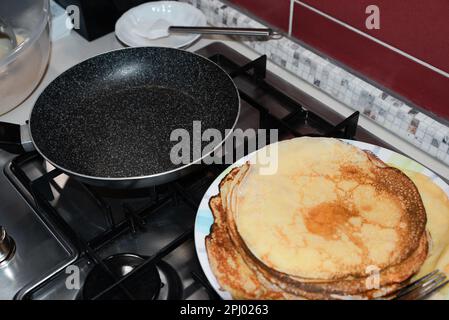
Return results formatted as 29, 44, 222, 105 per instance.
6, 50, 360, 300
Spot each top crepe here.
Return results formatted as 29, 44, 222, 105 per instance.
222, 137, 427, 281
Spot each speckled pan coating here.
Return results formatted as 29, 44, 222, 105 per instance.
30, 47, 239, 181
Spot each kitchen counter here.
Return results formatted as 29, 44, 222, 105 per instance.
1, 30, 448, 180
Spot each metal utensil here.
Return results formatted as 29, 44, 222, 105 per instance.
0, 16, 17, 50
392, 270, 449, 300
169, 26, 281, 39
133, 22, 281, 40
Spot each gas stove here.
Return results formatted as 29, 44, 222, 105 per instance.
0, 43, 405, 300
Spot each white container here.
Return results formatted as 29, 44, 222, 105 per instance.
0, 0, 51, 116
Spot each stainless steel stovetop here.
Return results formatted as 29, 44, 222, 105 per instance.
0, 43, 410, 300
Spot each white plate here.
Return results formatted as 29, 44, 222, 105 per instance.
115, 1, 207, 49
194, 139, 449, 300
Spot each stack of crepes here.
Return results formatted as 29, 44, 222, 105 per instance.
206, 137, 431, 299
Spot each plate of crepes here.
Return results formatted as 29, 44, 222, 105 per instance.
194, 137, 449, 300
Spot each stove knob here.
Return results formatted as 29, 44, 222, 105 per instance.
0, 226, 15, 265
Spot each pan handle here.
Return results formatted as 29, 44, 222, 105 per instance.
0, 122, 33, 154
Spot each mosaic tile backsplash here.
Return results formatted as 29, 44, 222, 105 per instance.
181, 0, 449, 166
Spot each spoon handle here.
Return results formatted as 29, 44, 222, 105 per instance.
168, 26, 280, 38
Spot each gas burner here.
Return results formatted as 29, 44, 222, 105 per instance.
82, 254, 161, 300
81, 254, 183, 300
156, 259, 184, 300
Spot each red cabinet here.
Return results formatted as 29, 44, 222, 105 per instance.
299, 0, 449, 73
228, 0, 449, 120
292, 1, 449, 119
227, 0, 291, 32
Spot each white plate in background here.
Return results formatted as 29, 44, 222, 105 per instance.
115, 1, 207, 49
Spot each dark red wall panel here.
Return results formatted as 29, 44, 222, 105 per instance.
292, 2, 449, 120
228, 0, 449, 119
300, 0, 449, 73
227, 0, 291, 32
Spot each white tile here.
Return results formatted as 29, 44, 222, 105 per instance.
195, 0, 449, 166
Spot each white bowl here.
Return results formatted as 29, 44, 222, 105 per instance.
0, 0, 50, 115
115, 1, 207, 49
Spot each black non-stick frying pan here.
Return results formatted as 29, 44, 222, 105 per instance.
0, 47, 240, 188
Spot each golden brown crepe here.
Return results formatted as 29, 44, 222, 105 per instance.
206, 137, 431, 299
402, 170, 449, 299
207, 192, 427, 299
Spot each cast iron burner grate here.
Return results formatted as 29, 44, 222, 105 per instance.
5, 43, 377, 300
80, 254, 183, 300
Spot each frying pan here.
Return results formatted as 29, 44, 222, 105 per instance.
0, 47, 240, 188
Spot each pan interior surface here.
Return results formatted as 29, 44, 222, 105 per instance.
30, 47, 239, 179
